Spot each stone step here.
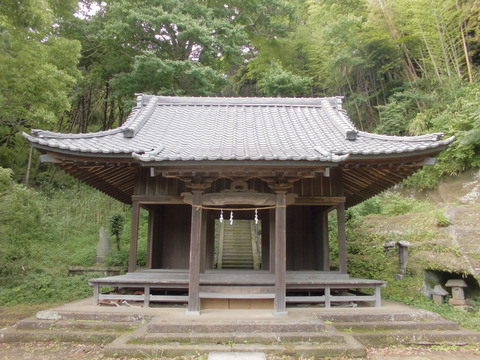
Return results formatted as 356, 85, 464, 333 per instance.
352, 329, 480, 347
104, 341, 367, 359
104, 326, 366, 359
222, 258, 253, 262
222, 244, 252, 249
0, 328, 118, 344
222, 251, 253, 255
317, 310, 445, 323
14, 317, 139, 332
223, 245, 252, 249
133, 330, 345, 345
334, 320, 460, 332
146, 319, 326, 333
34, 310, 153, 323
222, 264, 254, 269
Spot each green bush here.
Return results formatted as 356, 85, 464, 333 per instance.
0, 167, 129, 305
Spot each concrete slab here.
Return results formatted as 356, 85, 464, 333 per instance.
208, 352, 266, 360
40, 296, 429, 324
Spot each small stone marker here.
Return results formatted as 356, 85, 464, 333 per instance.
445, 279, 468, 306
208, 352, 266, 360
395, 240, 413, 280
431, 284, 448, 304
96, 227, 111, 264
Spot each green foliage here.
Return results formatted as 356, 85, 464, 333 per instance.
0, 272, 93, 306
347, 233, 396, 280
435, 210, 451, 227
109, 213, 124, 251
350, 191, 426, 218
0, 167, 131, 304
0, 0, 81, 172
104, 248, 147, 268
0, 167, 44, 278
112, 55, 228, 98
402, 82, 480, 188
256, 61, 312, 97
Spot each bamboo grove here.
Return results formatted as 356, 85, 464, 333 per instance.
1, 0, 480, 187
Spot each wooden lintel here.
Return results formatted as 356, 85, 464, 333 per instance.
132, 195, 184, 204
295, 196, 345, 205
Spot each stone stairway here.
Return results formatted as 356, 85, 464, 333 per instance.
220, 221, 255, 269
0, 310, 147, 345
2, 304, 480, 358
103, 315, 366, 358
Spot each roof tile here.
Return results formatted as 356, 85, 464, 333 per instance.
24, 95, 454, 163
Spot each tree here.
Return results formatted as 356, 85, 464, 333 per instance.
257, 61, 311, 97
109, 214, 124, 251
0, 0, 81, 174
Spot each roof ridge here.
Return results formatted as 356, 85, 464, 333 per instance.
358, 131, 451, 142
138, 94, 338, 106
319, 99, 358, 140
123, 97, 158, 138
25, 127, 123, 140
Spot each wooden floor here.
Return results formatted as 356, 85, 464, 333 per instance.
89, 269, 386, 308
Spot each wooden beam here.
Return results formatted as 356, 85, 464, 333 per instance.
128, 201, 140, 273
295, 196, 345, 205
274, 191, 287, 315
132, 195, 184, 204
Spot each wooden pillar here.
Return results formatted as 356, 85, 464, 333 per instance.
274, 191, 287, 315
321, 209, 330, 271
336, 169, 347, 274
187, 191, 203, 315
200, 208, 208, 273
269, 209, 276, 274
128, 201, 141, 273
146, 210, 155, 269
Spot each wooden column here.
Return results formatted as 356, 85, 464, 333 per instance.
146, 210, 155, 269
187, 191, 203, 315
321, 209, 330, 271
128, 201, 141, 273
336, 169, 347, 274
200, 208, 208, 273
269, 209, 276, 274
274, 191, 287, 315
337, 203, 347, 274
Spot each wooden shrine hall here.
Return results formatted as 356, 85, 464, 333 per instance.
24, 95, 453, 315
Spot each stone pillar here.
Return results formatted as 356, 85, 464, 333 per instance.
96, 227, 110, 264
395, 240, 413, 280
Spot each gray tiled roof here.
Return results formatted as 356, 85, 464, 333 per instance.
24, 95, 454, 163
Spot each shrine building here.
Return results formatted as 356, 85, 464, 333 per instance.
24, 95, 453, 315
